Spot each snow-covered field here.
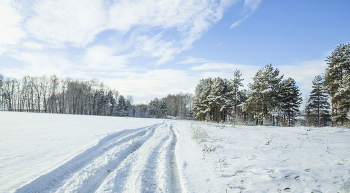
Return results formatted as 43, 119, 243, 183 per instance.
1, 111, 350, 192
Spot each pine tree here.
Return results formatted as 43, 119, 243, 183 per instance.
207, 77, 227, 122
149, 98, 167, 118
246, 64, 283, 125
333, 73, 350, 124
230, 69, 244, 123
192, 78, 213, 121
106, 90, 115, 116
324, 43, 350, 125
280, 77, 303, 125
117, 95, 126, 116
306, 75, 331, 127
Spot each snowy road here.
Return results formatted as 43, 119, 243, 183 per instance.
15, 121, 183, 193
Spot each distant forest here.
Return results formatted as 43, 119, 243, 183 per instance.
1, 44, 349, 127
0, 75, 192, 119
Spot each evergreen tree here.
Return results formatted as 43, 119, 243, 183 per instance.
207, 77, 228, 122
149, 98, 167, 118
306, 75, 331, 127
280, 77, 302, 125
106, 90, 115, 116
117, 95, 127, 116
192, 77, 234, 122
333, 73, 350, 124
192, 78, 213, 121
324, 43, 350, 125
230, 69, 244, 123
246, 64, 283, 125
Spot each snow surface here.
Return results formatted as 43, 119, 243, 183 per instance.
1, 111, 350, 192
0, 111, 163, 192
177, 122, 350, 192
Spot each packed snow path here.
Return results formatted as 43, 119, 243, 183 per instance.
15, 121, 183, 193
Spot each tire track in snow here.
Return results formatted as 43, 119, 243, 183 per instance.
96, 121, 183, 193
135, 123, 173, 192
169, 123, 182, 193
16, 121, 183, 193
95, 122, 172, 192
56, 126, 157, 193
15, 123, 161, 193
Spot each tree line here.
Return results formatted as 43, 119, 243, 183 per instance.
0, 74, 194, 119
0, 75, 129, 116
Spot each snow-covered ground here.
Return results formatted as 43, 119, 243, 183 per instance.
177, 122, 350, 192
1, 111, 350, 192
0, 111, 163, 192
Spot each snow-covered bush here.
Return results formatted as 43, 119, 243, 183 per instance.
190, 123, 208, 144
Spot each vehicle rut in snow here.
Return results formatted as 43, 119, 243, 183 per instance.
15, 121, 182, 193
169, 124, 182, 193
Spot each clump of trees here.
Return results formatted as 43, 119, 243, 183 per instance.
149, 98, 167, 118
244, 65, 302, 126
162, 93, 193, 118
192, 69, 246, 123
324, 43, 350, 126
192, 43, 350, 127
192, 66, 303, 126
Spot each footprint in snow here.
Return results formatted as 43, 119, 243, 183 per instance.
284, 187, 291, 192
305, 169, 311, 172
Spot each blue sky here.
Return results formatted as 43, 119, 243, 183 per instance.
0, 0, 349, 104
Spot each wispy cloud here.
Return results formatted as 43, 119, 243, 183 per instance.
179, 57, 212, 64
104, 69, 199, 103
230, 0, 262, 28
0, 0, 270, 103
81, 45, 129, 70
4, 52, 77, 78
135, 33, 177, 66
24, 0, 107, 48
190, 62, 259, 85
0, 0, 26, 53
277, 58, 328, 97
0, 0, 235, 65
22, 42, 45, 50
190, 62, 256, 71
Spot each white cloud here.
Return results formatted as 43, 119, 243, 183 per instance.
22, 42, 44, 50
278, 59, 327, 84
4, 52, 77, 78
0, 0, 26, 51
179, 57, 211, 64
104, 69, 199, 103
277, 58, 328, 98
135, 33, 177, 66
24, 0, 107, 48
190, 62, 257, 71
81, 45, 129, 70
1, 0, 238, 65
21, 0, 234, 52
230, 0, 262, 28
190, 62, 261, 87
